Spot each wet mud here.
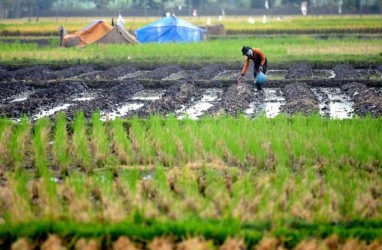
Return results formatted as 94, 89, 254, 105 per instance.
281, 83, 319, 115
341, 82, 382, 116
285, 63, 313, 79
0, 63, 381, 120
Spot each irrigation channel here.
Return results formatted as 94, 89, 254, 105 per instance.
1, 63, 382, 120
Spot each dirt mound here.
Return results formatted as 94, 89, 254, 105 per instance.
281, 83, 319, 115
79, 65, 137, 81
136, 82, 201, 117
333, 64, 360, 79
285, 63, 312, 79
103, 81, 144, 100
49, 65, 96, 80
0, 81, 34, 101
12, 65, 53, 81
209, 83, 256, 116
341, 82, 382, 117
144, 65, 183, 80
189, 64, 226, 80
0, 66, 13, 82
30, 82, 88, 100
377, 65, 382, 74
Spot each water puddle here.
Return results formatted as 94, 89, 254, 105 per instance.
211, 70, 238, 81
101, 102, 144, 121
312, 88, 354, 119
162, 71, 187, 80
356, 69, 382, 80
177, 88, 222, 119
34, 104, 72, 119
73, 92, 97, 101
117, 71, 146, 80
313, 70, 335, 79
132, 89, 164, 101
245, 88, 285, 117
264, 88, 286, 118
10, 91, 34, 103
266, 70, 287, 80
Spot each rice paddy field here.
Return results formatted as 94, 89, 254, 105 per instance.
0, 15, 382, 249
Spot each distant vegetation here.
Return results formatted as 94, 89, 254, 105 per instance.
1, 15, 382, 36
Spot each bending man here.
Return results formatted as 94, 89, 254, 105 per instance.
238, 46, 268, 90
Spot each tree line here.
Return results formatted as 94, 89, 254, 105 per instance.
0, 0, 381, 19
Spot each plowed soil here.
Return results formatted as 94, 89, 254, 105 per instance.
1, 63, 381, 120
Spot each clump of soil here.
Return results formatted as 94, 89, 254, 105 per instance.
79, 65, 137, 81
376, 65, 382, 74
333, 64, 360, 79
135, 82, 201, 117
0, 81, 34, 101
285, 63, 313, 79
281, 83, 319, 115
208, 83, 256, 116
341, 82, 382, 116
30, 82, 88, 99
144, 65, 183, 80
11, 65, 53, 82
189, 64, 226, 80
0, 66, 13, 82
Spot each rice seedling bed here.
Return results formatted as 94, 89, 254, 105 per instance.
0, 114, 381, 249
1, 36, 381, 68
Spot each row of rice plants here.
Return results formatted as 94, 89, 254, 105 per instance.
0, 114, 381, 174
1, 36, 381, 67
0, 166, 381, 248
6, 234, 382, 250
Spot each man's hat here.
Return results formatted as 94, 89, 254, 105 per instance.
241, 46, 251, 55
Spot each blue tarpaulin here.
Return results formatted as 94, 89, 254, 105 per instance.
135, 16, 206, 43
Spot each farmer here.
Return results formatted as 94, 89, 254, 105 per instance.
237, 46, 268, 90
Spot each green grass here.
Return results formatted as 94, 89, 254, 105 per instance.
1, 36, 381, 68
0, 114, 381, 247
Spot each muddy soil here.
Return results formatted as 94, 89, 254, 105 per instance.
333, 64, 360, 79
285, 63, 313, 79
341, 82, 382, 116
281, 83, 319, 115
208, 83, 257, 116
0, 63, 381, 120
135, 82, 202, 117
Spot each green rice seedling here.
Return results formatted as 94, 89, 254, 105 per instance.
7, 117, 31, 174
91, 112, 114, 167
0, 118, 13, 168
31, 117, 50, 177
53, 112, 70, 173
3, 172, 34, 223
177, 118, 198, 163
148, 115, 179, 166
111, 118, 134, 165
129, 116, 155, 165
71, 112, 92, 172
